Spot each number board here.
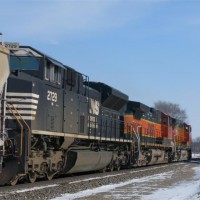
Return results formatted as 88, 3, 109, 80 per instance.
4, 42, 19, 50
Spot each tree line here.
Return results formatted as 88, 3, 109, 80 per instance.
154, 101, 199, 153
192, 137, 200, 153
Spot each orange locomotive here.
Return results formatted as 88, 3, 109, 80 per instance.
123, 101, 191, 165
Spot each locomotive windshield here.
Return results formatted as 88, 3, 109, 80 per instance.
10, 55, 40, 71
9, 47, 42, 71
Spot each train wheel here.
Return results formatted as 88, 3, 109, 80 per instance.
0, 157, 18, 186
109, 162, 114, 172
114, 159, 121, 171
9, 176, 18, 186
137, 160, 141, 167
100, 167, 107, 173
45, 172, 54, 181
115, 164, 121, 171
27, 172, 37, 183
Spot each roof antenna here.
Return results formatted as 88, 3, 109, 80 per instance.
0, 33, 4, 46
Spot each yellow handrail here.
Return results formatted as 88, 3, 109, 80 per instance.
6, 103, 23, 157
7, 103, 31, 157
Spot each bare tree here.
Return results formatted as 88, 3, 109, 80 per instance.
192, 137, 200, 153
154, 101, 188, 122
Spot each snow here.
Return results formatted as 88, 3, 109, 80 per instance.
192, 153, 200, 159
52, 166, 200, 200
142, 167, 200, 200
69, 173, 126, 184
11, 184, 58, 194
68, 164, 181, 184
52, 171, 174, 200
142, 181, 200, 200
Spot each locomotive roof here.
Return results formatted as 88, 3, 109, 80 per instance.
88, 82, 128, 99
127, 101, 150, 113
15, 46, 76, 71
88, 81, 129, 111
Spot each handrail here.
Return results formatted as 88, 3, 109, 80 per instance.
7, 103, 31, 157
6, 103, 24, 157
0, 82, 7, 156
132, 125, 141, 155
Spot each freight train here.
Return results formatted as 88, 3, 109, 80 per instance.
0, 43, 192, 186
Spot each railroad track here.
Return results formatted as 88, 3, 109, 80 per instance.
0, 160, 198, 200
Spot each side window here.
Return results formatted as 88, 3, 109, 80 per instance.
163, 118, 167, 125
45, 62, 50, 80
45, 61, 61, 85
54, 66, 61, 84
50, 63, 55, 82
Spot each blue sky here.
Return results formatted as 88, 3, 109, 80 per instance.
1, 0, 200, 138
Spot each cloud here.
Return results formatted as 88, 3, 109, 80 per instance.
0, 0, 153, 43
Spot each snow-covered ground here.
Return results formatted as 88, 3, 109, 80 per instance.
142, 167, 200, 200
52, 165, 200, 200
193, 153, 200, 159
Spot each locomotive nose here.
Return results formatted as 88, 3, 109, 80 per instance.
0, 44, 9, 147
0, 44, 10, 94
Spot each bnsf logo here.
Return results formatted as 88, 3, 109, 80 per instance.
47, 90, 57, 102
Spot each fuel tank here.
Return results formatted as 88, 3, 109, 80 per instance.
147, 149, 168, 165
64, 150, 113, 174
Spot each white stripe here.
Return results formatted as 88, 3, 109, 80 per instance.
11, 184, 58, 194
7, 92, 39, 99
7, 98, 38, 104
7, 110, 36, 115
0, 104, 38, 109
32, 130, 133, 143
6, 116, 35, 120
33, 130, 65, 137
8, 104, 38, 109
